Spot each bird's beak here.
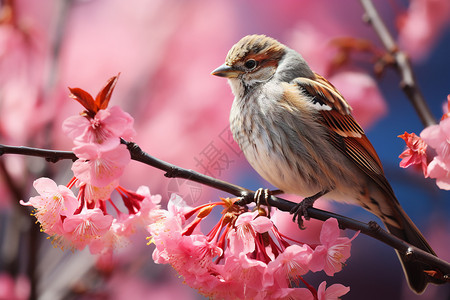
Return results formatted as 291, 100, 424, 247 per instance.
211, 64, 240, 78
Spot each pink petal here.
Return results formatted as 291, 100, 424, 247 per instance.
56, 185, 78, 216
268, 287, 314, 300
72, 143, 99, 160
72, 144, 130, 187
99, 106, 136, 140
251, 216, 273, 233
320, 218, 340, 245
62, 115, 90, 142
33, 177, 58, 196
427, 158, 450, 190
83, 181, 118, 203
234, 212, 253, 227
325, 283, 350, 298
309, 246, 326, 272
440, 118, 450, 140
228, 226, 255, 255
420, 124, 442, 149
90, 210, 114, 230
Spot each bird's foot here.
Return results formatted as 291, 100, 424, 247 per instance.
236, 188, 283, 217
254, 188, 271, 217
290, 189, 329, 229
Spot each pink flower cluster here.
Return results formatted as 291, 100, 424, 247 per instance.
148, 196, 356, 300
21, 76, 161, 255
399, 95, 450, 190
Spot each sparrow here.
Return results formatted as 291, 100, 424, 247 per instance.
212, 34, 439, 293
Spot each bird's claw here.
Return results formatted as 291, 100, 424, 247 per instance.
254, 188, 271, 217
290, 189, 329, 229
236, 188, 281, 217
290, 197, 316, 229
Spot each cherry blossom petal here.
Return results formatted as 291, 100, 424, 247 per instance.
251, 215, 273, 233
63, 208, 113, 250
72, 143, 130, 187
320, 218, 340, 245
20, 178, 78, 234
427, 158, 450, 190
317, 281, 350, 300
421, 124, 443, 150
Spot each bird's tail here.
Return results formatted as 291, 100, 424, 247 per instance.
383, 203, 438, 294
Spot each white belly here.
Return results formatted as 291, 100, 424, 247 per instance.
230, 94, 362, 204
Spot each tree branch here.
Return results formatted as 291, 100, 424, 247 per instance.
0, 144, 77, 162
1, 141, 449, 281
359, 0, 437, 127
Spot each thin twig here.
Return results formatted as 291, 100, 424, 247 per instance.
359, 0, 437, 127
1, 141, 449, 281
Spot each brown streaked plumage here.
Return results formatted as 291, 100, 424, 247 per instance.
225, 35, 284, 66
212, 34, 440, 293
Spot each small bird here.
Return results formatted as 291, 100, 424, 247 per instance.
212, 34, 438, 293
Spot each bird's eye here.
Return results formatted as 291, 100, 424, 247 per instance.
244, 59, 258, 70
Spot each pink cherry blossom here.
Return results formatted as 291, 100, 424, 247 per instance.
135, 187, 162, 216
309, 218, 358, 276
86, 186, 162, 255
398, 132, 428, 175
72, 143, 130, 187
152, 229, 225, 295
88, 219, 133, 257
20, 177, 78, 234
62, 208, 113, 250
221, 253, 267, 299
421, 118, 450, 190
81, 180, 119, 204
228, 211, 273, 255
421, 118, 450, 158
148, 197, 188, 264
179, 234, 223, 277
63, 106, 135, 147
167, 193, 193, 220
426, 157, 450, 190
317, 281, 350, 300
136, 185, 162, 208
148, 197, 354, 299
22, 175, 162, 253
117, 186, 162, 233
266, 244, 313, 288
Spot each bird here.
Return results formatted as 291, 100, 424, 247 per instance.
211, 34, 440, 294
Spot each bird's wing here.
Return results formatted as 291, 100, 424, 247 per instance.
292, 73, 397, 201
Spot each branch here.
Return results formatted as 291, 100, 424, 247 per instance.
0, 144, 77, 162
1, 141, 449, 281
359, 0, 437, 127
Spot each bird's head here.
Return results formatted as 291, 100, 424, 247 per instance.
212, 35, 286, 92
212, 35, 314, 96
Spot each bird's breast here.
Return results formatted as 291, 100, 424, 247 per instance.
229, 87, 322, 196
229, 85, 363, 199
